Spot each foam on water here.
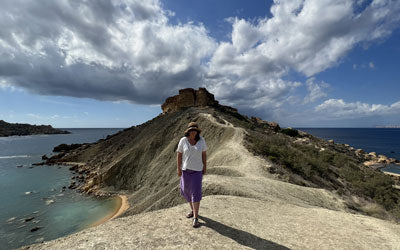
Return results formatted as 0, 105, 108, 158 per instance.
0, 155, 31, 159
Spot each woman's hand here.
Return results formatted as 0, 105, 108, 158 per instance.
177, 152, 182, 177
202, 151, 206, 175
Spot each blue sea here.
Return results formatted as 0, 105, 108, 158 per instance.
297, 128, 400, 175
0, 128, 124, 250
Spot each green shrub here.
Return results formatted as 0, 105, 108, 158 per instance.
280, 128, 299, 137
246, 130, 400, 220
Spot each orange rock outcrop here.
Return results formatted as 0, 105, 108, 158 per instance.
161, 87, 220, 113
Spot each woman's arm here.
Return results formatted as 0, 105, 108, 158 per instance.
177, 152, 182, 176
202, 151, 207, 174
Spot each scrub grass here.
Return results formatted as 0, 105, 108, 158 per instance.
243, 128, 400, 221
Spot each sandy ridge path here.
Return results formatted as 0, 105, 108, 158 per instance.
200, 113, 348, 211
20, 195, 400, 250
201, 113, 269, 178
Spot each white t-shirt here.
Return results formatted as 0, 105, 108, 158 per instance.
176, 135, 207, 171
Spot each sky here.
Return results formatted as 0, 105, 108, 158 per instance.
0, 0, 400, 128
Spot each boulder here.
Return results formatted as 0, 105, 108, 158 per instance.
250, 116, 268, 125
378, 155, 389, 163
250, 116, 281, 131
32, 162, 45, 166
24, 217, 35, 222
69, 165, 79, 171
294, 138, 310, 144
355, 149, 365, 156
30, 226, 42, 232
68, 181, 77, 189
268, 122, 280, 131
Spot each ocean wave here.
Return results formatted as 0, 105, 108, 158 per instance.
0, 155, 31, 159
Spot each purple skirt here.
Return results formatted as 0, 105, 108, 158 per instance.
180, 169, 203, 202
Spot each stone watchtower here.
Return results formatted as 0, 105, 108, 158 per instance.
161, 87, 220, 114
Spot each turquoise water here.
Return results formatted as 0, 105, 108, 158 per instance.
0, 128, 124, 249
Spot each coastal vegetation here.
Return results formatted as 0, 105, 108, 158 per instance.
244, 128, 400, 221
206, 102, 400, 221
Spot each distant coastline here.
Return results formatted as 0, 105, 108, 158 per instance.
375, 125, 400, 128
0, 120, 70, 137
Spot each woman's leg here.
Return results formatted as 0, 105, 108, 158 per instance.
192, 170, 202, 218
189, 201, 193, 211
192, 201, 200, 218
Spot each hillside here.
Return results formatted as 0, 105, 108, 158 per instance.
21, 88, 400, 249
0, 120, 70, 137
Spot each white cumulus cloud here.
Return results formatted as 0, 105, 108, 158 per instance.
303, 77, 330, 104
1, 0, 400, 125
0, 0, 216, 104
315, 99, 400, 118
206, 0, 400, 120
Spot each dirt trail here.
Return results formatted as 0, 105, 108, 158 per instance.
200, 113, 348, 211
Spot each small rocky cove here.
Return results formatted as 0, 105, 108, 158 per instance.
0, 128, 127, 249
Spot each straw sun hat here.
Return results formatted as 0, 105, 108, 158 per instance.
184, 121, 202, 134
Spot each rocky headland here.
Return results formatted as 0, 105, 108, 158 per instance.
0, 120, 70, 137
20, 87, 400, 249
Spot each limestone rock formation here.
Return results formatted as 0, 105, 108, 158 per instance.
250, 116, 280, 131
161, 87, 220, 113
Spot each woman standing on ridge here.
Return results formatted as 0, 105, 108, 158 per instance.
176, 121, 207, 228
